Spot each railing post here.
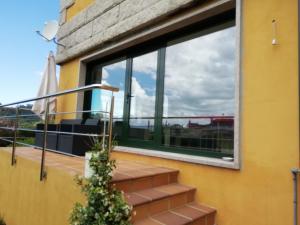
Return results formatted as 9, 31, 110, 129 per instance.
292, 169, 300, 225
102, 114, 106, 151
108, 95, 115, 153
40, 101, 50, 181
11, 107, 19, 166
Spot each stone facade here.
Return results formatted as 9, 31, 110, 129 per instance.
60, 0, 75, 12
56, 0, 225, 63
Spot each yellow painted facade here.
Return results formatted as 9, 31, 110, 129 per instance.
2, 1, 297, 225
0, 150, 84, 225
56, 58, 80, 121
66, 0, 95, 22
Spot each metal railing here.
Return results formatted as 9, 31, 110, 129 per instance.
0, 84, 119, 181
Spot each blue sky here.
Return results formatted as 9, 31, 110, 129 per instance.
0, 0, 59, 105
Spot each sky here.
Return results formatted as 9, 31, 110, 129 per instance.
0, 1, 59, 105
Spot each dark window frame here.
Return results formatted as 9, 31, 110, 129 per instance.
84, 10, 236, 158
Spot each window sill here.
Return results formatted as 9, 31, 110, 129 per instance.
114, 146, 240, 170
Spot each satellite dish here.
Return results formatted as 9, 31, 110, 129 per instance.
42, 21, 59, 41
36, 20, 65, 48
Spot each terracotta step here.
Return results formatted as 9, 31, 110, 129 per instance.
112, 167, 179, 192
110, 161, 216, 224
128, 183, 196, 222
133, 202, 216, 225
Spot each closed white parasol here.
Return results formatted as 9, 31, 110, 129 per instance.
32, 51, 58, 116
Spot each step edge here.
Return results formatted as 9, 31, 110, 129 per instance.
187, 202, 217, 213
133, 203, 216, 224
129, 187, 196, 207
112, 170, 179, 183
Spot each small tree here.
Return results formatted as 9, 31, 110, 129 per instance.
70, 142, 132, 225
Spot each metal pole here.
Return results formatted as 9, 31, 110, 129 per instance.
294, 172, 298, 225
11, 107, 19, 165
40, 101, 50, 181
102, 111, 107, 151
108, 95, 115, 153
0, 84, 119, 109
292, 169, 300, 225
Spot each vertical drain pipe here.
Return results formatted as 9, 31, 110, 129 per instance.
292, 169, 300, 225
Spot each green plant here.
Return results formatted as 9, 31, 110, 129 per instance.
70, 142, 132, 225
8, 137, 35, 147
20, 137, 35, 146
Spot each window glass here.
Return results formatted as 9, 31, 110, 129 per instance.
102, 61, 126, 119
90, 60, 126, 139
129, 51, 158, 140
163, 26, 236, 155
86, 23, 237, 157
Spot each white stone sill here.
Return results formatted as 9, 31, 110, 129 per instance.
114, 146, 240, 170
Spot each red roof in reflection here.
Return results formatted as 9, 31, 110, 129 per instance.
211, 117, 234, 126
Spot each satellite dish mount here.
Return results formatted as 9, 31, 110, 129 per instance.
36, 20, 65, 48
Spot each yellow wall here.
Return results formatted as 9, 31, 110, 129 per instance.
0, 150, 84, 225
57, 0, 300, 225
110, 1, 299, 224
57, 58, 80, 121
66, 0, 95, 22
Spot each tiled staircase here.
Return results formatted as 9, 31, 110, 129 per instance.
112, 162, 216, 225
0, 147, 216, 224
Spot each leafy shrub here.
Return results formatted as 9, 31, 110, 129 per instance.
70, 142, 132, 225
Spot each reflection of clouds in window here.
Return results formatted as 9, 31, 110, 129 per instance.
102, 68, 109, 80
133, 52, 157, 79
104, 60, 126, 70
130, 51, 157, 128
96, 90, 125, 118
103, 60, 126, 88
164, 27, 236, 117
91, 60, 126, 118
130, 77, 155, 119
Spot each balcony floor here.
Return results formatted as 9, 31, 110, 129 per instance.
0, 147, 174, 178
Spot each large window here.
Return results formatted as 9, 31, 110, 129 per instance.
85, 20, 237, 158
163, 26, 235, 155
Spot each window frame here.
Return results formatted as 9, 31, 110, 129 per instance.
83, 8, 241, 164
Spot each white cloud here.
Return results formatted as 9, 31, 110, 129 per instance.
102, 68, 109, 80
96, 26, 236, 123
103, 52, 158, 79
132, 51, 157, 79
130, 77, 155, 117
104, 60, 126, 71
163, 26, 236, 117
